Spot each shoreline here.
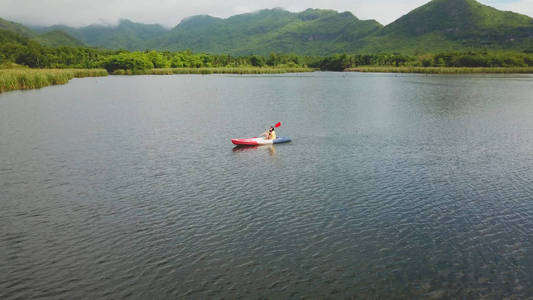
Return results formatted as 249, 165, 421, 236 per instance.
0, 67, 313, 93
0, 69, 108, 93
111, 67, 314, 75
3, 66, 532, 93
345, 66, 533, 74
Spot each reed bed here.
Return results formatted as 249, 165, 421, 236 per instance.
0, 69, 108, 93
345, 66, 533, 74
112, 67, 314, 75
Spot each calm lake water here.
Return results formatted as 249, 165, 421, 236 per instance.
1, 72, 533, 298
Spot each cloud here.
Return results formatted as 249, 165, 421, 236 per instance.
0, 0, 531, 28
494, 0, 533, 18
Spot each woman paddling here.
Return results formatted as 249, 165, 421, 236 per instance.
262, 126, 277, 140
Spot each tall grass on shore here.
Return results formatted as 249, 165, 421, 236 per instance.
111, 67, 314, 75
346, 66, 533, 74
0, 69, 108, 93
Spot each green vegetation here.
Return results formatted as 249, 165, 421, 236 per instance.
153, 9, 383, 55
361, 0, 533, 54
29, 0, 533, 55
33, 20, 169, 51
0, 28, 314, 92
33, 31, 85, 47
346, 66, 533, 74
33, 9, 382, 55
2, 23, 532, 73
310, 52, 533, 71
1, 17, 85, 47
0, 68, 107, 93
98, 51, 310, 72
32, 19, 167, 50
0, 17, 35, 37
111, 67, 313, 75
0, 28, 311, 71
0, 40, 115, 68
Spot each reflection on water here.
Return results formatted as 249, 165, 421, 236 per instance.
268, 145, 276, 156
232, 145, 261, 152
232, 145, 279, 166
1, 73, 533, 299
232, 144, 278, 156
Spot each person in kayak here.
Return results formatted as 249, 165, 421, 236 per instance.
263, 126, 277, 140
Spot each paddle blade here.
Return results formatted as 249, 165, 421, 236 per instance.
275, 122, 281, 128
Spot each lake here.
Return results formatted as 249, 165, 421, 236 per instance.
1, 72, 533, 298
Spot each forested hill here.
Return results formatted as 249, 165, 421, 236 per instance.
360, 0, 533, 53
31, 20, 168, 50
0, 17, 84, 47
150, 9, 383, 55
0, 17, 34, 36
5, 0, 533, 54
32, 9, 383, 55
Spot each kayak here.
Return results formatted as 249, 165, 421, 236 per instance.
231, 137, 291, 146
232, 137, 291, 146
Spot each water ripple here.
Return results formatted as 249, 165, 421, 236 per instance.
1, 73, 533, 298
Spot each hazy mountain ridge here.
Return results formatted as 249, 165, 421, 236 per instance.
0, 17, 35, 36
2, 0, 533, 54
31, 19, 168, 49
0, 17, 85, 47
33, 30, 85, 47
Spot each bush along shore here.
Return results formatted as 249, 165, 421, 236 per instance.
313, 52, 533, 71
0, 68, 108, 93
111, 67, 313, 75
0, 66, 315, 93
345, 66, 533, 74
2, 46, 533, 93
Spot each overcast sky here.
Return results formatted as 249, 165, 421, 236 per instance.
1, 0, 531, 28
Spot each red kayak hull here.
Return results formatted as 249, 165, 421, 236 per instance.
231, 137, 291, 146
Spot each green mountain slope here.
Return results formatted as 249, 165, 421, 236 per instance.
33, 30, 85, 47
35, 19, 169, 49
155, 9, 383, 55
0, 17, 85, 47
6, 0, 533, 55
0, 28, 29, 44
361, 0, 533, 53
0, 17, 35, 37
30, 9, 382, 55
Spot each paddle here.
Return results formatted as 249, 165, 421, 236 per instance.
273, 122, 282, 139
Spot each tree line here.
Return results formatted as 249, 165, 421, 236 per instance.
1, 31, 532, 71
312, 52, 533, 71
0, 34, 305, 70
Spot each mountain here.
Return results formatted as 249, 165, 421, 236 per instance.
4, 0, 533, 54
154, 9, 382, 55
33, 30, 85, 47
34, 19, 169, 49
32, 9, 382, 55
0, 17, 85, 47
0, 28, 28, 45
362, 0, 533, 53
0, 17, 34, 37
